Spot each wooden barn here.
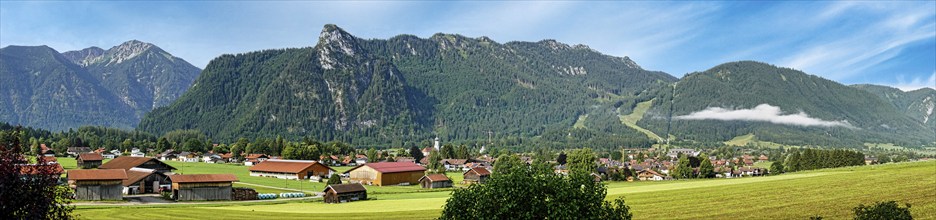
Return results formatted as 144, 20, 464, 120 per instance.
248, 159, 336, 180
418, 174, 453, 189
169, 174, 238, 201
67, 169, 128, 200
463, 167, 491, 184
323, 183, 367, 203
99, 156, 176, 173
345, 162, 426, 186
123, 168, 171, 194
77, 153, 104, 169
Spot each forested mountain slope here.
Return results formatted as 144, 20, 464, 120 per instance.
639, 61, 933, 147
139, 24, 677, 147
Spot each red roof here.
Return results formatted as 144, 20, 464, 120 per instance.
464, 167, 491, 176
78, 153, 103, 161
346, 162, 426, 174
419, 174, 451, 182
169, 174, 238, 183
68, 169, 128, 180
99, 156, 176, 171
248, 160, 335, 173
245, 154, 269, 159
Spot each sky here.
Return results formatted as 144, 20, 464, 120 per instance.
2, 1, 934, 90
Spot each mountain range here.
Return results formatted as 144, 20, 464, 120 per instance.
0, 40, 200, 131
3, 25, 933, 149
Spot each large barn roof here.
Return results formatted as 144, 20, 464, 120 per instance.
169, 174, 238, 183
463, 167, 491, 176
78, 153, 103, 161
68, 169, 128, 181
99, 156, 176, 171
123, 168, 164, 187
324, 183, 366, 194
345, 162, 426, 174
248, 159, 335, 173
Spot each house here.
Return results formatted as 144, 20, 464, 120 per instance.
67, 169, 128, 200
177, 152, 199, 162
345, 162, 426, 186
39, 156, 58, 164
418, 174, 453, 189
66, 146, 92, 156
441, 159, 469, 171
202, 153, 223, 163
169, 174, 238, 201
159, 150, 178, 161
421, 147, 433, 156
77, 153, 104, 169
220, 153, 234, 163
636, 169, 664, 181
244, 154, 270, 166
248, 159, 336, 180
758, 155, 769, 162
40, 144, 55, 157
130, 148, 145, 157
666, 148, 700, 159
102, 153, 117, 159
123, 168, 170, 194
99, 156, 177, 174
323, 183, 367, 203
463, 167, 491, 184
355, 154, 368, 165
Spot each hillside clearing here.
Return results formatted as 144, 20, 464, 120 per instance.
619, 100, 664, 142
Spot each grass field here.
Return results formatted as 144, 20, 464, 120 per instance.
573, 114, 588, 129
619, 100, 664, 142
72, 160, 936, 219
724, 133, 794, 149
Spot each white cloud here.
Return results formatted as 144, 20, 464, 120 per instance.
890, 72, 936, 91
675, 104, 852, 127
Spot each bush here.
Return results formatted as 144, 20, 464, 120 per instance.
853, 201, 912, 220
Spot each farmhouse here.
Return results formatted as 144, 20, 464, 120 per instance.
40, 144, 55, 157
77, 153, 104, 169
248, 159, 336, 180
169, 174, 238, 201
637, 169, 664, 181
99, 156, 176, 174
67, 146, 92, 156
345, 162, 426, 186
463, 167, 491, 184
418, 174, 453, 189
244, 154, 270, 166
323, 183, 367, 203
123, 168, 170, 194
67, 169, 128, 200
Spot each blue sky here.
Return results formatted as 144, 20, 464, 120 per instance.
2, 1, 934, 90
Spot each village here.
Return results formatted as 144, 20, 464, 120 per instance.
14, 136, 845, 205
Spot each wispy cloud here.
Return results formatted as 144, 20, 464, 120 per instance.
675, 104, 852, 128
889, 72, 936, 91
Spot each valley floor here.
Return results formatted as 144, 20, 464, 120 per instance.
71, 160, 936, 219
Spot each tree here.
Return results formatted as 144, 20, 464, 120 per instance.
455, 144, 469, 159
230, 143, 244, 161
769, 162, 784, 175
440, 155, 632, 219
440, 144, 456, 159
183, 138, 204, 153
493, 154, 524, 174
853, 201, 912, 220
697, 155, 715, 178
155, 137, 171, 153
673, 155, 693, 179
409, 146, 424, 163
0, 127, 75, 219
366, 148, 378, 163
568, 148, 597, 174
611, 150, 623, 162
326, 174, 342, 185
427, 149, 444, 173
557, 152, 568, 165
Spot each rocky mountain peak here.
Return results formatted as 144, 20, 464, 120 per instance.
62, 47, 105, 66
317, 24, 361, 70
105, 40, 158, 65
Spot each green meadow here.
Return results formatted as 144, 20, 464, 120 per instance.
70, 159, 936, 219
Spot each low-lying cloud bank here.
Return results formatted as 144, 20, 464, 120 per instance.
675, 104, 852, 128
